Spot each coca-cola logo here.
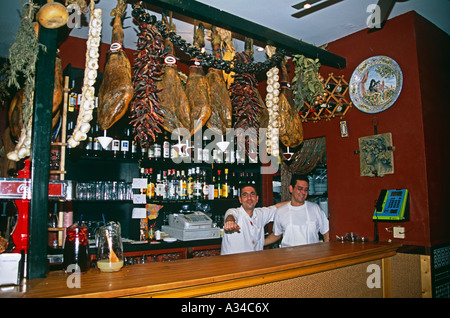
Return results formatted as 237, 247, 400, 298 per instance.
17, 184, 29, 193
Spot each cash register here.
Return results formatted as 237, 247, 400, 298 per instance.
162, 212, 220, 241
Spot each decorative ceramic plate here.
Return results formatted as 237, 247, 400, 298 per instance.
349, 56, 402, 113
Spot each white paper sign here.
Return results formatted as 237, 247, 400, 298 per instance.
133, 194, 147, 204
132, 178, 148, 189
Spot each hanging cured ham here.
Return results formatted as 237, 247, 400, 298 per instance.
216, 27, 235, 89
184, 23, 211, 135
156, 13, 190, 134
278, 57, 303, 147
8, 51, 63, 142
205, 25, 232, 134
97, 0, 133, 130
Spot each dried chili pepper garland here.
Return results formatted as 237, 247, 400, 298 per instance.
229, 51, 265, 155
131, 2, 285, 75
129, 19, 165, 148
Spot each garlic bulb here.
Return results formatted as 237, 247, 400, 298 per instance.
264, 45, 280, 156
67, 6, 102, 148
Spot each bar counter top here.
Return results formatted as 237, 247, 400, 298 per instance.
1, 241, 401, 298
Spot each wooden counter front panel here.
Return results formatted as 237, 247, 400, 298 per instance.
9, 242, 400, 298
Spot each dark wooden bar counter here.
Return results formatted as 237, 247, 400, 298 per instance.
1, 241, 401, 298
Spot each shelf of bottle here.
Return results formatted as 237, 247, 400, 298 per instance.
66, 149, 262, 169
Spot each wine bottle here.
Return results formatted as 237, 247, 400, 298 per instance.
222, 168, 230, 198
162, 132, 170, 162
187, 168, 194, 200
179, 170, 187, 200
202, 170, 209, 200
147, 168, 155, 200
193, 167, 202, 200
215, 170, 222, 199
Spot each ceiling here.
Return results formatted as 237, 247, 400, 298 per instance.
1, 0, 449, 63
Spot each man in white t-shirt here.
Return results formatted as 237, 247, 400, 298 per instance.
265, 174, 329, 248
221, 183, 288, 255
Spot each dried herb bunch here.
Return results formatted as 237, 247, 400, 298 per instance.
8, 1, 46, 123
292, 54, 324, 111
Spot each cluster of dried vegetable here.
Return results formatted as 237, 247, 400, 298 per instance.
129, 18, 165, 147
67, 5, 102, 148
6, 2, 44, 161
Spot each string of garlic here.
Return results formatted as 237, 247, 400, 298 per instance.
265, 45, 280, 157
67, 5, 102, 148
7, 116, 32, 161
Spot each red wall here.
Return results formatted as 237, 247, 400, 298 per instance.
303, 12, 449, 247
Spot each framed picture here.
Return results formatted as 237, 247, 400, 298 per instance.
358, 133, 394, 177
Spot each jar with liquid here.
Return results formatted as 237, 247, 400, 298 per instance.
96, 222, 124, 272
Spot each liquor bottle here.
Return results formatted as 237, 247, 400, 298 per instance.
187, 168, 194, 200
92, 124, 101, 157
131, 139, 138, 159
193, 167, 202, 200
162, 170, 169, 200
179, 170, 187, 200
153, 140, 162, 161
202, 135, 210, 163
211, 175, 216, 200
66, 120, 73, 157
140, 168, 147, 196
231, 171, 238, 198
173, 170, 180, 200
85, 126, 94, 156
111, 135, 120, 158
155, 172, 163, 201
167, 169, 175, 200
202, 170, 209, 200
170, 141, 179, 160
162, 132, 170, 162
215, 170, 222, 199
147, 143, 155, 161
222, 168, 230, 198
120, 128, 130, 159
147, 168, 155, 201
140, 144, 147, 160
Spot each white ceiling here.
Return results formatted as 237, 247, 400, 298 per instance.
1, 0, 449, 62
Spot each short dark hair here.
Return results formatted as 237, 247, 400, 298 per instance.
290, 174, 309, 187
239, 183, 258, 196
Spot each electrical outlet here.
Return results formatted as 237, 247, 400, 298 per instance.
393, 226, 405, 239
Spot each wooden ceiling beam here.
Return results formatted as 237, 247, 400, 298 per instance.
139, 0, 346, 69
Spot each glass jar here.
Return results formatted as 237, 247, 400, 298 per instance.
96, 222, 124, 272
63, 223, 90, 273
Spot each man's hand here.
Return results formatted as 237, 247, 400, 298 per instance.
223, 215, 241, 233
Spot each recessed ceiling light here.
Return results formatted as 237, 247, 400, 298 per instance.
304, 3, 312, 9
